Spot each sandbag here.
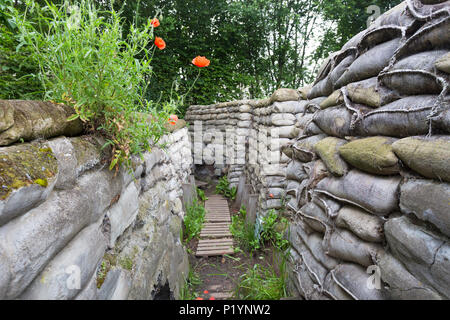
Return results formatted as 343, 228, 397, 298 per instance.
303, 121, 324, 136
270, 88, 300, 103
289, 252, 328, 300
320, 90, 344, 109
0, 100, 83, 146
385, 215, 450, 299
330, 52, 357, 88
335, 38, 401, 88
298, 85, 312, 100
313, 107, 353, 138
281, 143, 294, 159
336, 206, 384, 243
270, 113, 297, 126
292, 135, 327, 162
323, 272, 354, 300
338, 136, 400, 175
432, 105, 450, 133
313, 137, 349, 176
400, 178, 450, 237
315, 170, 401, 215
346, 77, 399, 107
306, 97, 327, 111
285, 160, 308, 182
436, 52, 450, 73
371, 2, 414, 27
308, 76, 333, 100
278, 126, 301, 139
305, 232, 340, 271
286, 180, 304, 203
312, 193, 342, 219
395, 16, 450, 59
302, 160, 329, 189
356, 95, 437, 137
392, 135, 450, 182
300, 243, 329, 286
299, 202, 329, 234
376, 250, 443, 300
406, 0, 450, 21
272, 101, 308, 114
332, 264, 391, 300
324, 228, 383, 267
359, 26, 404, 52
380, 70, 446, 95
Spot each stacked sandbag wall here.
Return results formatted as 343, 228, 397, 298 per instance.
284, 0, 450, 300
185, 89, 305, 214
0, 100, 192, 300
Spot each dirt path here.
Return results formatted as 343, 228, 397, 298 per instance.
185, 181, 277, 300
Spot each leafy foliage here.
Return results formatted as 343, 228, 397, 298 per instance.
12, 0, 175, 170
2, 0, 404, 114
179, 268, 202, 300
234, 261, 288, 300
230, 206, 261, 254
196, 187, 207, 202
183, 200, 206, 242
215, 176, 237, 200
260, 210, 290, 251
0, 0, 43, 99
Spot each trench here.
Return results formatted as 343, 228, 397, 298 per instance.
180, 170, 291, 301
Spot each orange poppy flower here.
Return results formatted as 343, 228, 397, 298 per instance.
203, 290, 209, 294
195, 297, 204, 300
192, 56, 210, 68
168, 114, 178, 125
269, 193, 274, 198
150, 18, 160, 27
155, 37, 166, 50
209, 296, 216, 300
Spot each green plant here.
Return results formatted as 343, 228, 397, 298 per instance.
184, 200, 206, 242
196, 188, 207, 202
215, 176, 237, 200
230, 206, 260, 253
13, 0, 175, 170
234, 262, 288, 300
260, 210, 290, 251
0, 0, 43, 99
179, 268, 202, 300
96, 260, 109, 289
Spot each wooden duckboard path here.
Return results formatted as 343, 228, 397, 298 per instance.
196, 195, 234, 257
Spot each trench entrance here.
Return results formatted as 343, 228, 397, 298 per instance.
181, 178, 291, 300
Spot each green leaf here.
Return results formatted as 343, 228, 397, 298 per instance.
66, 113, 80, 121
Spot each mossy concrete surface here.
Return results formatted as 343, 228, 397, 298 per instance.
0, 100, 83, 146
0, 142, 58, 225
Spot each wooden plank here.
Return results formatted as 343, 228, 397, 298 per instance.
202, 226, 230, 230
198, 242, 233, 247
196, 249, 235, 257
197, 245, 233, 251
198, 238, 233, 244
200, 234, 233, 238
200, 231, 232, 235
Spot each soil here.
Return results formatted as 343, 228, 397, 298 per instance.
184, 179, 281, 300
